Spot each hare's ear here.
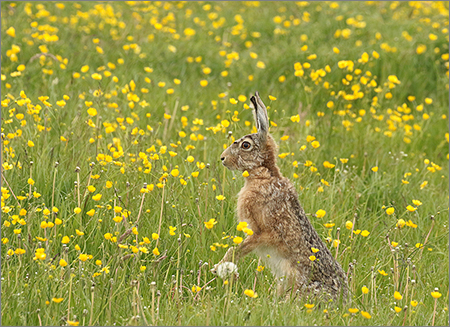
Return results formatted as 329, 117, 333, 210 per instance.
250, 91, 269, 141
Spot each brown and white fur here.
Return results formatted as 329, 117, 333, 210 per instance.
214, 92, 348, 301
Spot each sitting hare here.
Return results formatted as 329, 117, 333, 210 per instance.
215, 92, 348, 301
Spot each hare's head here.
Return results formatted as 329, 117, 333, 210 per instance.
220, 92, 280, 176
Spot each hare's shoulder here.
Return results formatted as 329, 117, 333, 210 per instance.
237, 178, 296, 207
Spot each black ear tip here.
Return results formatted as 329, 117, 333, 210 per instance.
255, 91, 260, 97
250, 96, 257, 108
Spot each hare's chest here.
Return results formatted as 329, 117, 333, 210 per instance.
237, 188, 265, 233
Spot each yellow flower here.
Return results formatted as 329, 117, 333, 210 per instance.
386, 207, 395, 215
410, 300, 418, 307
86, 209, 95, 217
242, 170, 249, 177
416, 44, 427, 54
309, 255, 316, 261
406, 205, 416, 212
76, 229, 84, 236
61, 236, 70, 244
152, 233, 159, 240
268, 95, 277, 101
256, 61, 266, 69
378, 269, 388, 276
192, 285, 202, 293
32, 248, 46, 261
304, 303, 315, 309
323, 161, 335, 169
311, 247, 319, 253
394, 306, 402, 313
67, 320, 80, 326
92, 193, 102, 201
412, 199, 422, 206
394, 291, 402, 300
27, 140, 35, 147
59, 259, 68, 267
236, 221, 248, 231
170, 169, 179, 177
315, 209, 326, 218
204, 219, 217, 230
291, 114, 300, 123
152, 247, 160, 256
420, 181, 428, 189
79, 254, 88, 262
371, 166, 378, 172
6, 26, 16, 37
388, 75, 401, 84
216, 195, 225, 201
87, 108, 97, 117
396, 219, 406, 228
361, 286, 369, 294
140, 266, 147, 272
348, 308, 359, 314
243, 228, 253, 235
74, 207, 82, 214
361, 230, 370, 237
345, 221, 353, 229
233, 237, 243, 244
431, 291, 442, 299
52, 298, 64, 303
360, 311, 371, 319
244, 289, 258, 298
169, 226, 177, 236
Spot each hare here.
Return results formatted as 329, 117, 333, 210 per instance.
214, 92, 348, 301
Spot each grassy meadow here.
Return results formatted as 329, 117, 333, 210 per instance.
1, 1, 449, 325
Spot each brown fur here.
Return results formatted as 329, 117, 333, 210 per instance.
215, 92, 348, 301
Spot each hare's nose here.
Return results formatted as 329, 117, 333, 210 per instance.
220, 156, 225, 161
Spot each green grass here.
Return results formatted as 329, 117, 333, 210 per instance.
1, 1, 449, 326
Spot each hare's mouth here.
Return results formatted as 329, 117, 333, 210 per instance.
221, 159, 232, 170
221, 157, 236, 170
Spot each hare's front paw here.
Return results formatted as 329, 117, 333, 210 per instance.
211, 261, 239, 279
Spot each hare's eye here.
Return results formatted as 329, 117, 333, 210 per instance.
241, 141, 251, 150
